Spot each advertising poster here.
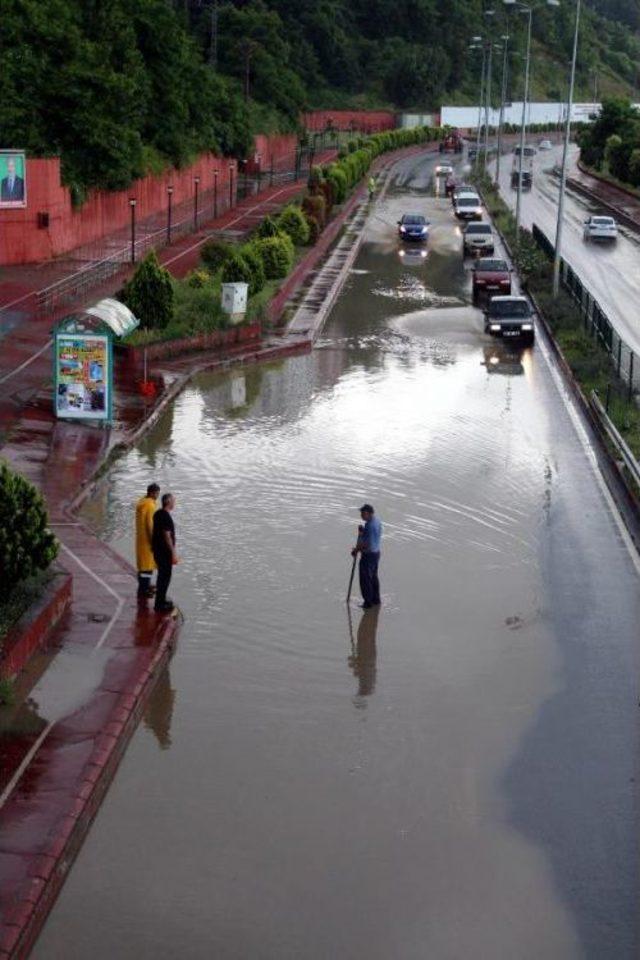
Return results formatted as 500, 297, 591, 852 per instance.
0, 150, 27, 208
55, 334, 111, 421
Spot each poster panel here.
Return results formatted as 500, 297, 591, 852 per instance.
55, 334, 111, 421
0, 150, 27, 208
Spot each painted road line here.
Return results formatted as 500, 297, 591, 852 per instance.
59, 542, 125, 650
0, 338, 52, 385
0, 722, 55, 812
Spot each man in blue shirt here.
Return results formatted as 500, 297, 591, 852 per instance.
352, 503, 382, 609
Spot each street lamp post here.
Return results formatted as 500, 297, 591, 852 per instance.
553, 0, 581, 297
504, 0, 560, 235
229, 163, 235, 209
469, 38, 486, 162
194, 175, 200, 229
166, 185, 173, 243
213, 168, 218, 218
256, 152, 262, 190
129, 198, 137, 264
495, 35, 510, 186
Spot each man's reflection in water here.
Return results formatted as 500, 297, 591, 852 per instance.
348, 606, 380, 701
143, 665, 176, 750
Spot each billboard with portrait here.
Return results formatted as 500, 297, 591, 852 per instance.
55, 334, 112, 421
0, 150, 27, 208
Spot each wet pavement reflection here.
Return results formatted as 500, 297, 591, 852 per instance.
32, 151, 640, 960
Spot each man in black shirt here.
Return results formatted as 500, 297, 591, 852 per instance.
152, 493, 177, 613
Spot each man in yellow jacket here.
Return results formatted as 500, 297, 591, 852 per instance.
136, 483, 160, 599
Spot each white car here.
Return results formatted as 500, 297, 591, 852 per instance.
583, 215, 618, 242
538, 139, 553, 150
435, 163, 454, 176
463, 221, 494, 256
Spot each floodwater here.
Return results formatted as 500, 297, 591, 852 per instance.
33, 152, 640, 959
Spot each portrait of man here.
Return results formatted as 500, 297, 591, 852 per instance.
0, 153, 26, 206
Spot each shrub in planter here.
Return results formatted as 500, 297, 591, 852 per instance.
319, 179, 335, 215
255, 235, 294, 279
121, 251, 174, 330
302, 193, 327, 228
305, 214, 321, 245
277, 204, 310, 246
239, 243, 266, 295
256, 215, 280, 239
201, 238, 234, 273
0, 462, 58, 603
308, 165, 324, 191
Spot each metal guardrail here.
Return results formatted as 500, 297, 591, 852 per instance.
531, 223, 640, 395
591, 390, 640, 488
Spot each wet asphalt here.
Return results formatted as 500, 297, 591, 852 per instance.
32, 150, 640, 959
493, 143, 640, 354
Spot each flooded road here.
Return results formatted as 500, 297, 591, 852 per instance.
33, 151, 640, 959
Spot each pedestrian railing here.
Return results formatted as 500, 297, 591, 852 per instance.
531, 223, 640, 396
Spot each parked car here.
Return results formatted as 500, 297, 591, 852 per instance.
538, 139, 553, 150
435, 162, 454, 176
463, 222, 495, 256
397, 213, 430, 241
454, 192, 483, 220
472, 257, 511, 298
583, 215, 618, 242
484, 295, 534, 342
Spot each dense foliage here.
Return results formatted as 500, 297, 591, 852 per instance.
121, 251, 174, 329
0, 462, 58, 602
578, 98, 640, 187
3, 0, 638, 192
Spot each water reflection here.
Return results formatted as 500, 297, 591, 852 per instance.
347, 606, 380, 703
482, 343, 525, 376
143, 665, 176, 750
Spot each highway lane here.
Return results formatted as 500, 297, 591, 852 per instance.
32, 150, 640, 960
492, 143, 640, 355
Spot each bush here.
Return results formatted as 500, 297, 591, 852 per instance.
0, 462, 58, 603
255, 235, 294, 279
302, 193, 327, 228
221, 251, 254, 290
239, 243, 266, 295
305, 214, 321, 244
256, 215, 280, 239
201, 238, 234, 273
187, 269, 210, 289
277, 204, 310, 246
121, 250, 174, 330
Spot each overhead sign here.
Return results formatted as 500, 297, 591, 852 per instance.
0, 150, 27, 208
55, 333, 112, 421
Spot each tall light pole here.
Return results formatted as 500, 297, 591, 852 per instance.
553, 0, 581, 297
193, 175, 200, 229
129, 198, 137, 264
468, 38, 486, 161
495, 34, 510, 186
166, 185, 173, 243
504, 0, 559, 235
484, 41, 494, 168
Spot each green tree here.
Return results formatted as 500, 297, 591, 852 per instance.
121, 250, 174, 329
0, 462, 58, 602
277, 204, 310, 245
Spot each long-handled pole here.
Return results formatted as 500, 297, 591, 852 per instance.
553, 0, 581, 297
483, 42, 494, 169
346, 527, 362, 603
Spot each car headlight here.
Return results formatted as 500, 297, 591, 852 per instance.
490, 323, 501, 331
421, 226, 428, 234
400, 226, 406, 233
521, 323, 533, 331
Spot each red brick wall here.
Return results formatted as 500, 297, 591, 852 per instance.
302, 110, 397, 133
0, 153, 237, 266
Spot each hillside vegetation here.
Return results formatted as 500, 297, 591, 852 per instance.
1, 0, 638, 192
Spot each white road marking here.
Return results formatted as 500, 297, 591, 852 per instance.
0, 722, 55, 811
0, 338, 52, 385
